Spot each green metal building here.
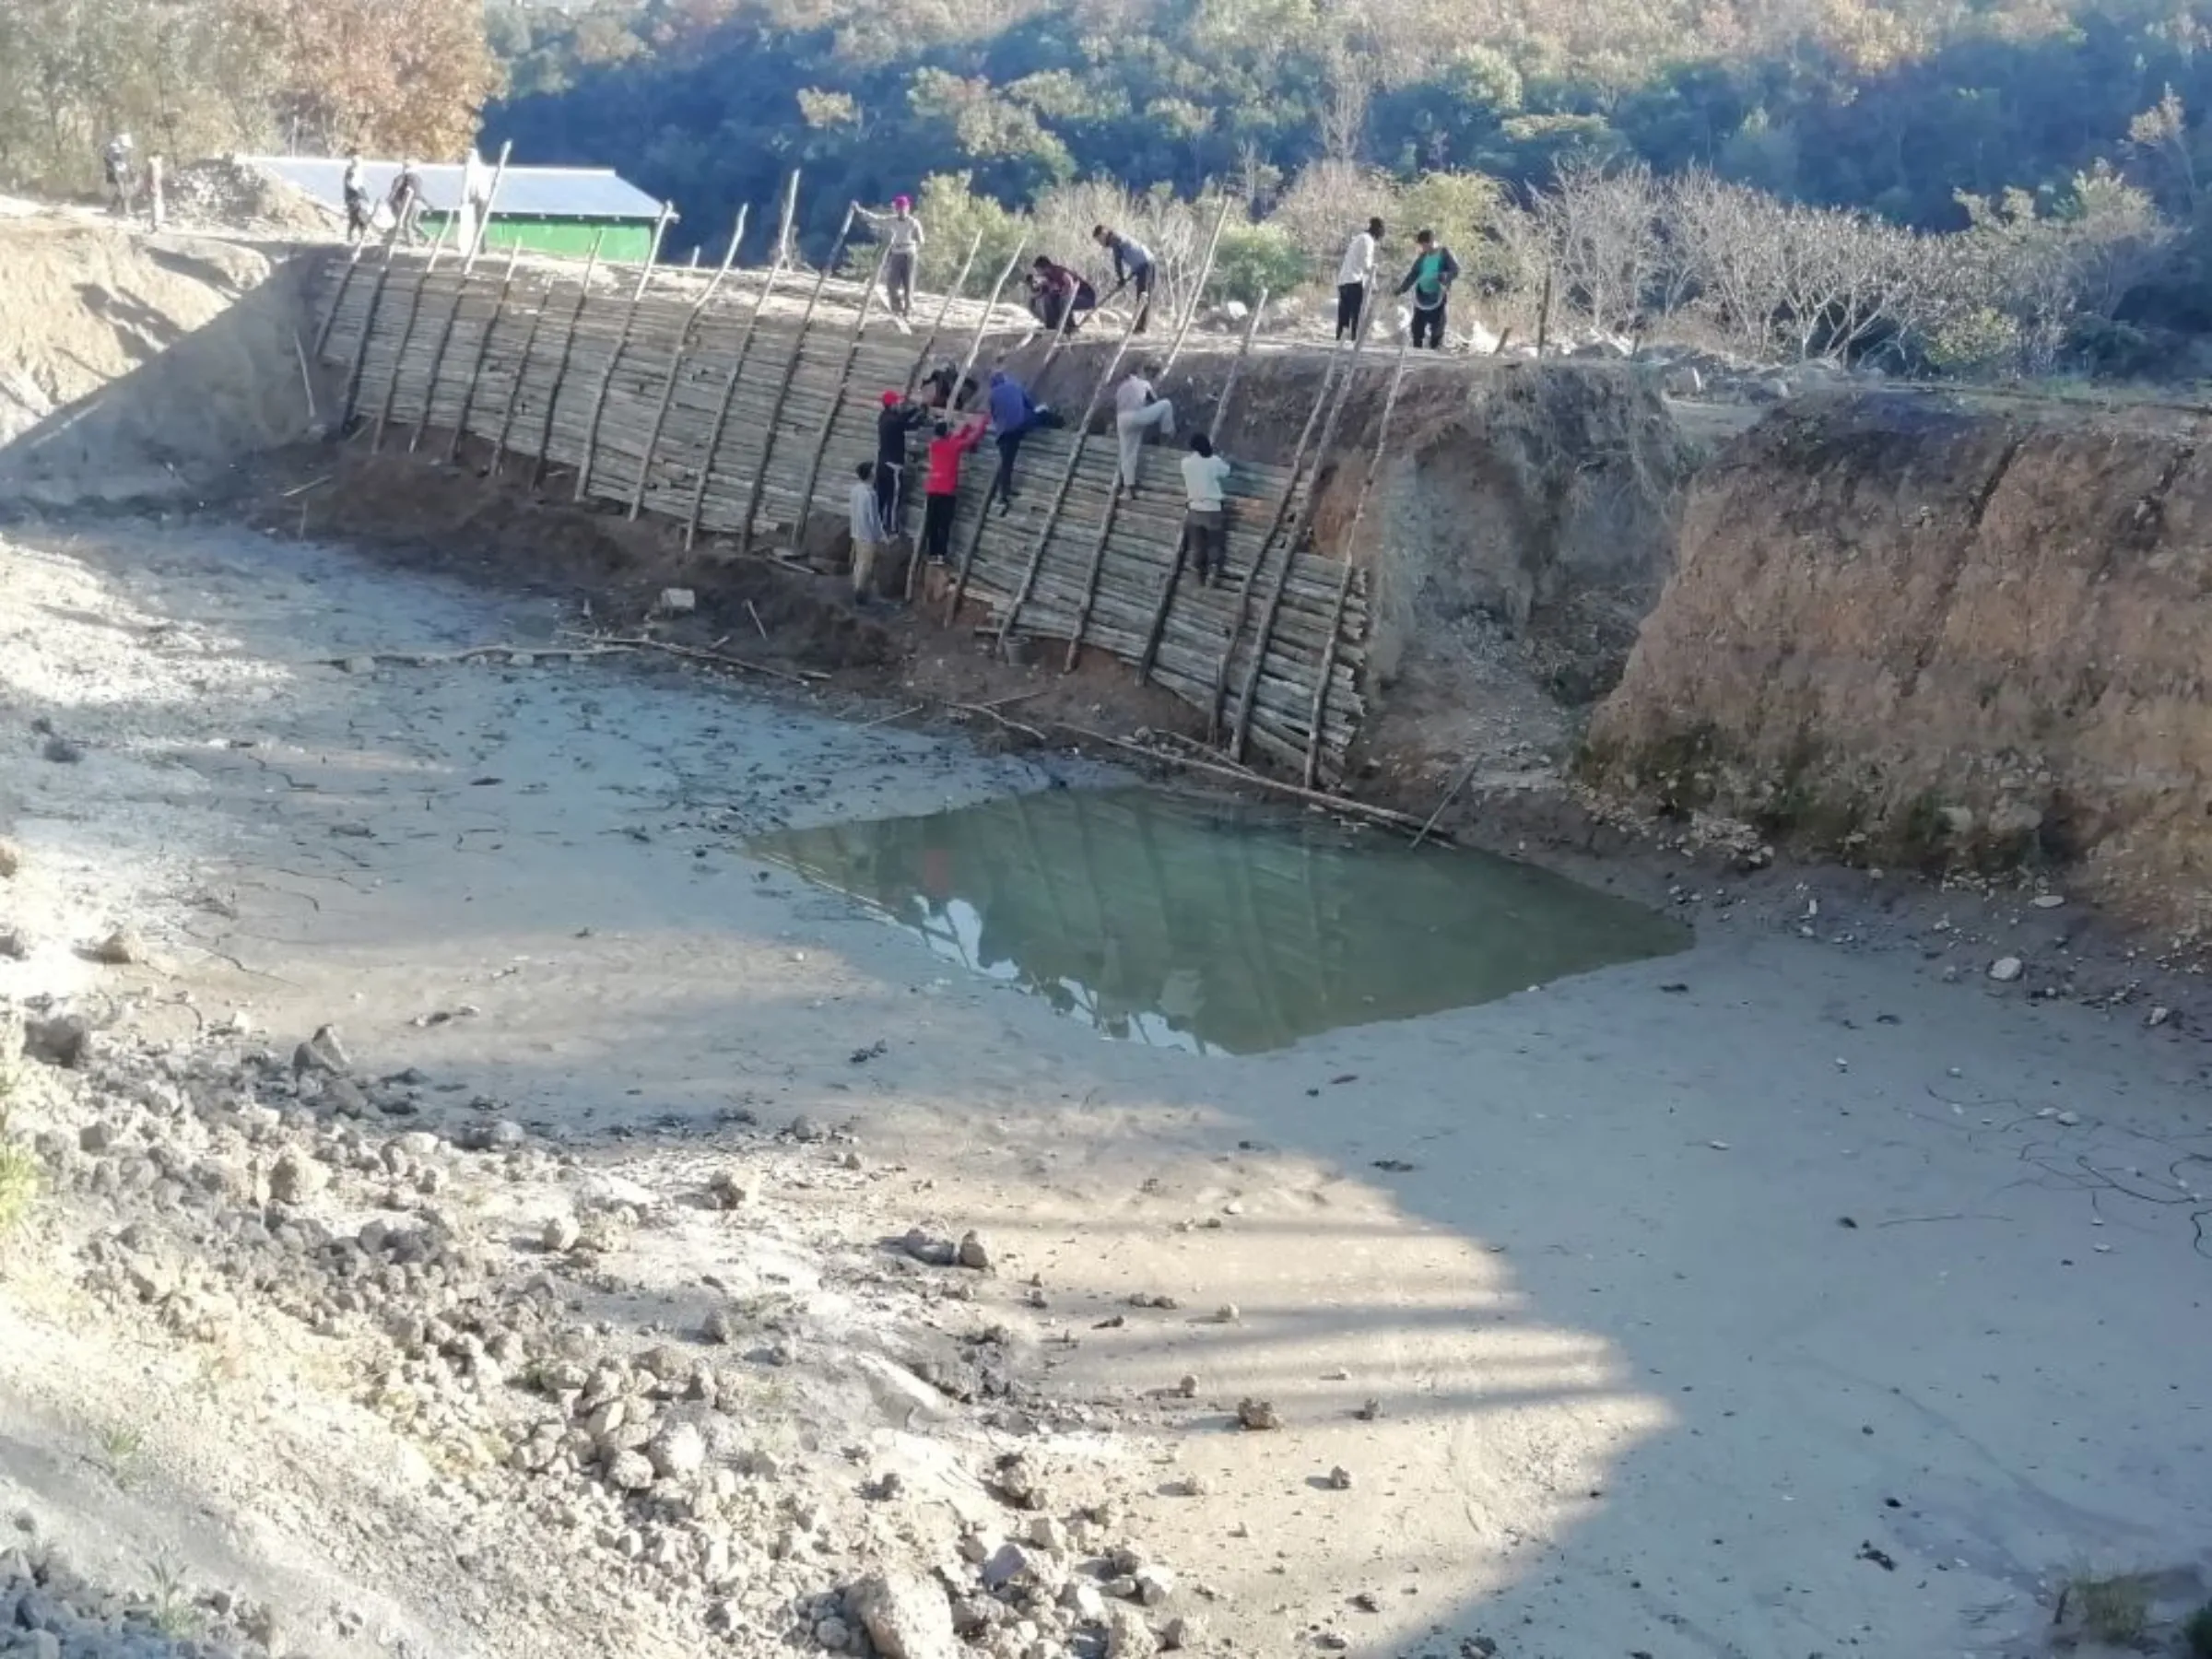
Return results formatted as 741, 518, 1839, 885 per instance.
249, 156, 668, 263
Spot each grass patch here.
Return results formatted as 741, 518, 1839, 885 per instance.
144, 1552, 202, 1640
0, 1098, 38, 1236
97, 1422, 146, 1484
2066, 1571, 2152, 1646
2183, 1599, 2212, 1659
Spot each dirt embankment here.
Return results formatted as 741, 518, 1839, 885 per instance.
0, 218, 327, 507
1587, 393, 2212, 932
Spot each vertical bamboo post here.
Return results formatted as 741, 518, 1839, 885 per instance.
994, 304, 1146, 653
1229, 312, 1379, 763
573, 202, 675, 501
1135, 289, 1267, 683
1057, 201, 1232, 669
937, 239, 1034, 622
789, 241, 892, 552
370, 216, 458, 452
735, 201, 859, 553
681, 172, 802, 548
1301, 331, 1411, 786
626, 207, 748, 520
1206, 343, 1348, 739
314, 242, 367, 359
493, 234, 601, 484
901, 230, 982, 397
447, 244, 527, 463
147, 155, 165, 231
1536, 267, 1553, 358
412, 142, 512, 451
1156, 197, 1232, 382
335, 246, 400, 428
528, 236, 612, 488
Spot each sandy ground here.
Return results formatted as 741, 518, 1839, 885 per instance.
3, 515, 2210, 1659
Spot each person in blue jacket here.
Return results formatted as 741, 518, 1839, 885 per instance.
983, 368, 1054, 513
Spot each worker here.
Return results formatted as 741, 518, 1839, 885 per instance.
921, 414, 989, 566
461, 147, 495, 254
983, 368, 1053, 514
342, 154, 374, 245
919, 360, 980, 414
101, 134, 135, 218
850, 462, 888, 603
875, 389, 930, 537
1112, 365, 1174, 498
1091, 225, 1156, 333
1180, 433, 1233, 588
1394, 229, 1461, 350
1336, 216, 1383, 342
855, 194, 925, 318
388, 159, 427, 246
1028, 256, 1095, 337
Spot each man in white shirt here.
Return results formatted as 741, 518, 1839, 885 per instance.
1179, 433, 1232, 587
1112, 367, 1175, 496
856, 194, 925, 317
850, 461, 888, 602
1337, 216, 1384, 342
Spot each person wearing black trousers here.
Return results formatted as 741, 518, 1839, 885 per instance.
1394, 229, 1461, 350
874, 389, 930, 538
1336, 216, 1383, 341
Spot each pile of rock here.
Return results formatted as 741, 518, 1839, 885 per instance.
162, 159, 332, 235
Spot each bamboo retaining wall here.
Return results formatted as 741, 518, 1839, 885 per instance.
314, 251, 1370, 782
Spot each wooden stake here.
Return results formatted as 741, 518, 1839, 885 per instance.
1206, 341, 1347, 739
1230, 317, 1379, 763
1135, 288, 1266, 683
1302, 332, 1411, 786
996, 301, 1147, 653
496, 233, 601, 484
939, 239, 1033, 622
1057, 200, 1233, 670
573, 201, 675, 502
371, 218, 458, 453
446, 244, 527, 463
789, 240, 892, 552
314, 243, 367, 360
900, 230, 982, 397
682, 171, 802, 548
411, 141, 512, 452
335, 240, 400, 428
1059, 727, 1443, 839
626, 206, 747, 520
737, 200, 859, 553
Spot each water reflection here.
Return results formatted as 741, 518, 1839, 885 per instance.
750, 788, 1688, 1055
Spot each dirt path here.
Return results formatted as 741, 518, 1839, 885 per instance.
4, 515, 2209, 1659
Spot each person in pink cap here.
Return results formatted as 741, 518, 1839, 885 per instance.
856, 193, 925, 317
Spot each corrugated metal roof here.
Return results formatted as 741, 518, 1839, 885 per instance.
242, 157, 666, 221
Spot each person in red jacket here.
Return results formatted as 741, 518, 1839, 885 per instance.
921, 413, 987, 565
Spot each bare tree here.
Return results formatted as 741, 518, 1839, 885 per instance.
1529, 159, 1663, 339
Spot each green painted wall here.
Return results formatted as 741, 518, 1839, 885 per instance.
421, 214, 654, 263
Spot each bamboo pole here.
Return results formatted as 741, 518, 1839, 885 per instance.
625, 206, 748, 520
1156, 197, 1233, 382
939, 239, 1034, 622
314, 242, 367, 359
572, 201, 675, 501
1206, 342, 1347, 739
1060, 727, 1441, 838
498, 231, 601, 484
682, 171, 803, 549
444, 243, 526, 463
1301, 332, 1411, 786
900, 230, 982, 397
789, 240, 892, 553
737, 201, 859, 553
370, 217, 458, 453
411, 141, 512, 452
336, 238, 403, 428
994, 304, 1147, 654
1135, 289, 1267, 684
1230, 313, 1380, 763
1057, 201, 1232, 669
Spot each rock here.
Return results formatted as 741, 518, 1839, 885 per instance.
461, 1119, 526, 1152
293, 1024, 350, 1076
1106, 1606, 1159, 1658
647, 1420, 707, 1480
2030, 893, 2066, 909
708, 1170, 754, 1209
848, 1569, 959, 1659
41, 735, 85, 764
814, 1615, 853, 1651
1062, 1582, 1109, 1623
789, 1114, 828, 1143
77, 1122, 114, 1154
989, 1454, 1041, 1508
90, 928, 145, 966
340, 655, 378, 675
268, 1150, 329, 1206
957, 1230, 994, 1272
0, 927, 27, 959
2054, 1110, 2081, 1127
658, 587, 698, 615
1160, 1614, 1205, 1651
981, 1542, 1039, 1591
1026, 1515, 1070, 1554
1236, 1397, 1280, 1431
1134, 1565, 1174, 1606
1326, 1465, 1353, 1490
1987, 957, 2025, 983
542, 1216, 581, 1253
604, 1450, 655, 1491
701, 1306, 740, 1344
23, 1014, 91, 1069
0, 839, 19, 877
